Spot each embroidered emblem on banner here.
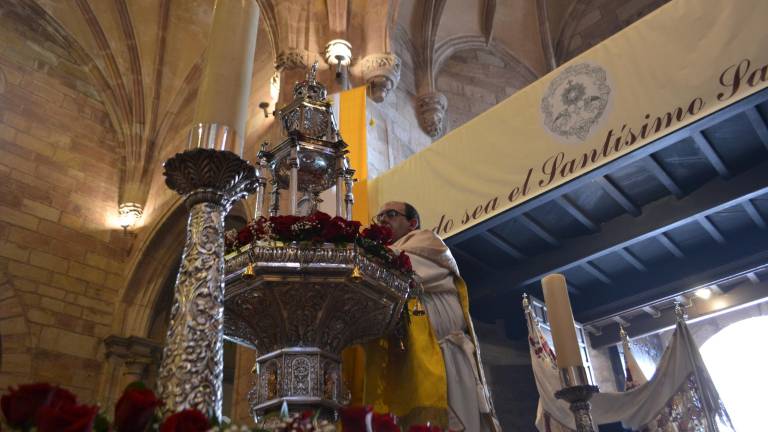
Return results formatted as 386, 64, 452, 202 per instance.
541, 63, 611, 141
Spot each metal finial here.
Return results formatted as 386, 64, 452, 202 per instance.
618, 324, 627, 341
308, 61, 319, 81
674, 302, 687, 321
522, 293, 530, 309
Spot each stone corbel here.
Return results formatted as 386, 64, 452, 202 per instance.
416, 91, 448, 138
360, 53, 401, 103
274, 49, 308, 72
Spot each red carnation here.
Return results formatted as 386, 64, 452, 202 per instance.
159, 409, 210, 432
36, 403, 98, 432
1, 383, 77, 429
114, 387, 162, 432
373, 412, 401, 432
361, 224, 394, 245
339, 405, 373, 432
270, 215, 301, 241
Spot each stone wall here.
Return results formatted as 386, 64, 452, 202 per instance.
365, 27, 433, 178
0, 9, 127, 401
555, 0, 670, 64
436, 48, 537, 135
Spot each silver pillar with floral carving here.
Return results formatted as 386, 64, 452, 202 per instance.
156, 0, 261, 420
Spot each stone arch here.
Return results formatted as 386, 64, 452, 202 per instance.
554, 0, 670, 64
433, 36, 538, 133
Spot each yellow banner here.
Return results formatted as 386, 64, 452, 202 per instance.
339, 86, 370, 224
368, 0, 768, 238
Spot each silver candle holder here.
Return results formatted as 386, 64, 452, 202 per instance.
555, 366, 600, 432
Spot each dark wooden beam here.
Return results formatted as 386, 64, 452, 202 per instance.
473, 160, 768, 297
445, 89, 768, 246
745, 107, 768, 151
582, 261, 611, 284
451, 246, 495, 273
657, 233, 685, 258
742, 199, 767, 229
555, 196, 599, 232
696, 215, 726, 244
596, 177, 640, 216
643, 156, 684, 198
480, 231, 526, 260
692, 131, 731, 179
519, 213, 560, 246
616, 248, 647, 271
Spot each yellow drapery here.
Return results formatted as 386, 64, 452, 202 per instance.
337, 86, 370, 224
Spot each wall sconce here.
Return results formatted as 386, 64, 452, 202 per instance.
118, 202, 142, 235
325, 39, 352, 86
258, 101, 271, 118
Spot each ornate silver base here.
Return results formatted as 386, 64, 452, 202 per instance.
555, 385, 600, 432
249, 347, 347, 418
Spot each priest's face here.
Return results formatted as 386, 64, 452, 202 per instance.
376, 201, 417, 241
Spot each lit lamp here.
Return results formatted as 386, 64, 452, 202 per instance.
118, 202, 142, 234
324, 39, 352, 86
541, 273, 599, 432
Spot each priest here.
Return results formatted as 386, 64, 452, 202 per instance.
345, 201, 501, 431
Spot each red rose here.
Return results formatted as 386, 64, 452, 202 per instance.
322, 216, 360, 243
114, 387, 162, 432
270, 215, 301, 241
306, 211, 331, 227
1, 383, 77, 429
361, 224, 394, 246
236, 226, 253, 245
339, 405, 373, 432
408, 425, 443, 432
159, 409, 210, 432
372, 412, 401, 432
393, 251, 412, 272
249, 216, 271, 239
36, 403, 98, 432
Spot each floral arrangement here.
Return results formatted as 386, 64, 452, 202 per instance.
0, 383, 448, 432
224, 212, 412, 274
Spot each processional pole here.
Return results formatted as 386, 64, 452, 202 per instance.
541, 274, 599, 432
675, 304, 720, 432
156, 0, 261, 421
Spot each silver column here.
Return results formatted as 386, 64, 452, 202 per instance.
288, 144, 299, 215
157, 144, 259, 420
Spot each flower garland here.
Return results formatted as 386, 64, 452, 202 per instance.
0, 382, 450, 432
224, 212, 412, 274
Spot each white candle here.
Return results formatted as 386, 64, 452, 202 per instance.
541, 273, 583, 369
193, 0, 260, 156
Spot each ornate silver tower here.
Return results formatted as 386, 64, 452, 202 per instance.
223, 66, 412, 421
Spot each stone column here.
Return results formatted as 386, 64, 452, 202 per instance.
103, 336, 163, 411
416, 91, 448, 138
360, 53, 401, 103
156, 0, 261, 421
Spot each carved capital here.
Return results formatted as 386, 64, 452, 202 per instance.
103, 335, 163, 373
275, 49, 309, 71
163, 148, 260, 210
416, 92, 448, 138
360, 53, 401, 103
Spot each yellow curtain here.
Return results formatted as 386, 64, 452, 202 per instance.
338, 86, 369, 224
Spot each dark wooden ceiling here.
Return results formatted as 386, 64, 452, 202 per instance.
448, 88, 768, 338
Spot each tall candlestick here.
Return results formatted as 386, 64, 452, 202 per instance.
542, 273, 583, 369
191, 0, 260, 156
